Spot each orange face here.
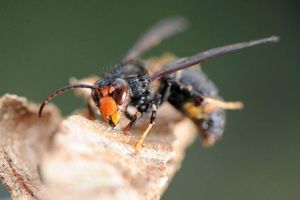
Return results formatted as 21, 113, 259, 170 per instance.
99, 96, 118, 116
95, 79, 130, 127
99, 94, 122, 126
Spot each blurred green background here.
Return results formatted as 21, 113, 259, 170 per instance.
0, 0, 299, 199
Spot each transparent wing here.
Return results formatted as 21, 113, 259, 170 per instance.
123, 17, 188, 63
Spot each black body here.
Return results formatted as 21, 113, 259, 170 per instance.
39, 17, 278, 148
161, 67, 226, 139
100, 61, 154, 113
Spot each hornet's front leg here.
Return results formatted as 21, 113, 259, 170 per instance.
123, 110, 142, 135
135, 94, 162, 151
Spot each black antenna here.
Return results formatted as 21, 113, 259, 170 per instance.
39, 84, 95, 117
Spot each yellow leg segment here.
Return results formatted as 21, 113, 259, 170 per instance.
135, 123, 154, 151
204, 97, 244, 110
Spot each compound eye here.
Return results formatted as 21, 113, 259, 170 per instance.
111, 79, 129, 105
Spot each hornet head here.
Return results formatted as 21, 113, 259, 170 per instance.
39, 78, 131, 127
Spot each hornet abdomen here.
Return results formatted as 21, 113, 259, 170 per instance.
164, 67, 226, 146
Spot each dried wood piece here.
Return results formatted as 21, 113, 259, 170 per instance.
0, 93, 197, 200
42, 103, 197, 200
0, 94, 61, 200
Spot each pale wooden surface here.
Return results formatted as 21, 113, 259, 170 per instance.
0, 93, 197, 200
0, 94, 61, 200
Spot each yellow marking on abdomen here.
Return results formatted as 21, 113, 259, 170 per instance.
183, 102, 204, 119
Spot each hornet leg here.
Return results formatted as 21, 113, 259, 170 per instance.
124, 110, 141, 135
135, 103, 158, 151
135, 91, 164, 151
203, 97, 243, 112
